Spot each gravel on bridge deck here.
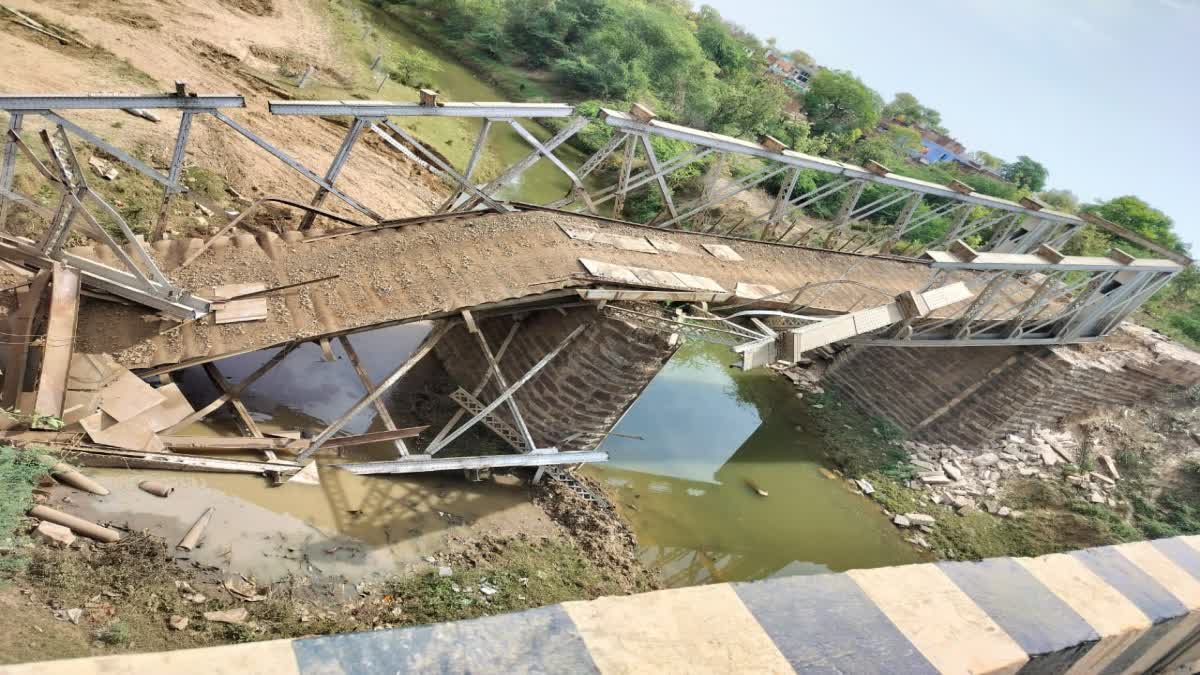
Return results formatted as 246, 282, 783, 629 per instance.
70, 210, 962, 370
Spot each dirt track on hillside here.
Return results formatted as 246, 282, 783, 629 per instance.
0, 0, 446, 227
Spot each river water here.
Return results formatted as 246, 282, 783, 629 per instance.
365, 10, 588, 205
589, 342, 924, 586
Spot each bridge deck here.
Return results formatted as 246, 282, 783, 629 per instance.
72, 210, 953, 370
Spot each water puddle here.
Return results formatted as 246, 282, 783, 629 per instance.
65, 323, 555, 583
590, 342, 926, 587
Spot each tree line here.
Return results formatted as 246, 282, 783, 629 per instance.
378, 0, 1198, 344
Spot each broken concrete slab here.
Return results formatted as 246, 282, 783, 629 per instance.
34, 520, 75, 547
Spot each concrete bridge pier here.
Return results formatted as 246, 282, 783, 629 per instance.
435, 303, 680, 452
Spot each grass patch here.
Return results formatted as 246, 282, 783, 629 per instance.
867, 474, 1130, 560
0, 446, 53, 573
805, 389, 912, 480
383, 536, 628, 625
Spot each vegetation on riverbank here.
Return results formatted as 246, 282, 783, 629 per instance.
805, 385, 1200, 561
0, 509, 640, 665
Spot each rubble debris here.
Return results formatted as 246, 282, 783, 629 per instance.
175, 580, 206, 604
1099, 455, 1121, 481
42, 456, 109, 495
29, 505, 120, 543
87, 156, 119, 181
893, 514, 911, 527
177, 507, 215, 552
745, 479, 768, 497
905, 513, 936, 526
168, 615, 189, 630
854, 478, 875, 495
224, 577, 267, 602
34, 520, 76, 547
203, 608, 248, 625
138, 480, 174, 497
287, 461, 320, 486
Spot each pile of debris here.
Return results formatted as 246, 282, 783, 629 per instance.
768, 357, 827, 396
893, 425, 1123, 518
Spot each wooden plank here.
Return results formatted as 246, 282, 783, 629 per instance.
322, 426, 428, 449
670, 271, 727, 293
67, 353, 122, 391
591, 232, 658, 254
212, 282, 269, 325
578, 258, 640, 284
214, 297, 269, 324
98, 370, 166, 422
68, 446, 300, 475
630, 268, 688, 288
110, 383, 194, 433
1, 269, 50, 409
701, 243, 744, 262
646, 236, 699, 256
734, 282, 783, 300
32, 264, 81, 421
159, 435, 309, 451
80, 411, 164, 452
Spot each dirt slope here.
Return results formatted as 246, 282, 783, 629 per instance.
0, 0, 445, 226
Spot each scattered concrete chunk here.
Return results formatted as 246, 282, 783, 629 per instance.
941, 462, 963, 482
997, 506, 1012, 517
169, 615, 189, 631
1090, 492, 1106, 504
203, 608, 249, 624
972, 452, 999, 467
905, 513, 936, 526
1090, 471, 1116, 486
1040, 450, 1059, 467
854, 478, 875, 495
920, 474, 951, 485
893, 514, 911, 527
34, 521, 75, 547
1099, 455, 1121, 480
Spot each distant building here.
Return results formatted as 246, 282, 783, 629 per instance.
884, 117, 1009, 182
765, 51, 819, 93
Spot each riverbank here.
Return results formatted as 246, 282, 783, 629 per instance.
773, 358, 1200, 562
0, 460, 653, 666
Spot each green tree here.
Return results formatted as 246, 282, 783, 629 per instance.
802, 69, 882, 136
1001, 155, 1049, 191
1037, 188, 1078, 213
388, 47, 443, 87
707, 73, 790, 137
968, 150, 1004, 170
1085, 195, 1188, 255
884, 123, 922, 154
882, 92, 943, 131
695, 5, 751, 77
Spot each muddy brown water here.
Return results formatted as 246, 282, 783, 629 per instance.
588, 341, 926, 587
65, 327, 921, 587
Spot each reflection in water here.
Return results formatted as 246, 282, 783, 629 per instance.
591, 342, 925, 587
73, 323, 555, 583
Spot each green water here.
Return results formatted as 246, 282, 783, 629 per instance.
590, 342, 925, 587
367, 14, 588, 205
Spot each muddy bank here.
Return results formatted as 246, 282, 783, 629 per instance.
0, 463, 657, 665
769, 354, 1200, 562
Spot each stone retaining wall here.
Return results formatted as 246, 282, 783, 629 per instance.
826, 325, 1200, 447
18, 535, 1200, 674
434, 305, 678, 451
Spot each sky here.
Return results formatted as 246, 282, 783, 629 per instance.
702, 0, 1200, 249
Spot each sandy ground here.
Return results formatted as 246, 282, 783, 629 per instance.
0, 0, 446, 226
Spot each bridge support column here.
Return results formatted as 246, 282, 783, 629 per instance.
824, 328, 1200, 448
435, 304, 680, 451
